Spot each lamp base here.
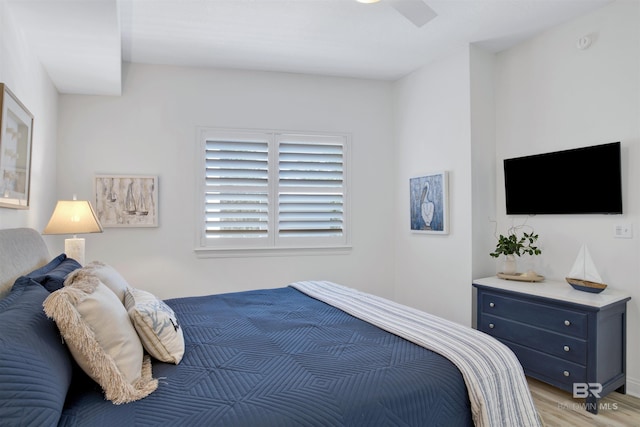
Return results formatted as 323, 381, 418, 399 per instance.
65, 237, 86, 265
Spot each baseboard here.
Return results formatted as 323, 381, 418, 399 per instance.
625, 376, 640, 398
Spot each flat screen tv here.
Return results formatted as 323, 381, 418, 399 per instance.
504, 142, 622, 215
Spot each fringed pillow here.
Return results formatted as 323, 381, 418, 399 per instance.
80, 261, 130, 304
124, 287, 185, 364
43, 269, 158, 404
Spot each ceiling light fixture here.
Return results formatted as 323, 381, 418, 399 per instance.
356, 0, 381, 3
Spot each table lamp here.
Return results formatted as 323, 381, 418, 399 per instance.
43, 197, 103, 265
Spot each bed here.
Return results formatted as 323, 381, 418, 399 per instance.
0, 227, 541, 426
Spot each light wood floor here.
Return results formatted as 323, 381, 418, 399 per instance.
528, 377, 640, 426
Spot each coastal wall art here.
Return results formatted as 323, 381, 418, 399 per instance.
94, 175, 158, 227
0, 83, 33, 209
409, 171, 448, 235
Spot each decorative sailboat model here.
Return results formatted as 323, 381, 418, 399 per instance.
565, 245, 607, 293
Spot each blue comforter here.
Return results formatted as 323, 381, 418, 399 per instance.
59, 287, 472, 426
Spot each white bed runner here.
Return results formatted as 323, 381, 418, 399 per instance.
290, 281, 542, 427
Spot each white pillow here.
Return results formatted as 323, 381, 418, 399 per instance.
124, 287, 185, 364
82, 261, 130, 303
44, 269, 157, 404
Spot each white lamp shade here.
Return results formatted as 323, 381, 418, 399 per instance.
43, 200, 103, 235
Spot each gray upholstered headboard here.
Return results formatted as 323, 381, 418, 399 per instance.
0, 228, 51, 297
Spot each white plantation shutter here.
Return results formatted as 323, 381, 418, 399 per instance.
203, 133, 270, 242
277, 135, 345, 242
198, 129, 349, 251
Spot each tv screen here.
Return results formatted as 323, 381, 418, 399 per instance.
504, 142, 622, 215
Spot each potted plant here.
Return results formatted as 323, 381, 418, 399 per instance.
490, 231, 541, 275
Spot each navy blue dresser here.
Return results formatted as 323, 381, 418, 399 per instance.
473, 277, 630, 414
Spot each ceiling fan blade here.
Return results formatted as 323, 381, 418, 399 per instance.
388, 0, 437, 28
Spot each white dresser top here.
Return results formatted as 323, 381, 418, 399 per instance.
473, 276, 631, 308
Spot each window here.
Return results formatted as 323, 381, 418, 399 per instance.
197, 128, 349, 253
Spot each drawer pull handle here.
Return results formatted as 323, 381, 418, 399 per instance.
563, 371, 570, 377
563, 345, 570, 352
489, 323, 495, 329
564, 320, 571, 326
489, 302, 495, 308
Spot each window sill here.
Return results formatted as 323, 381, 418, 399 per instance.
194, 245, 353, 258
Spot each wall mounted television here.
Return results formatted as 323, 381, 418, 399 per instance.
504, 142, 622, 215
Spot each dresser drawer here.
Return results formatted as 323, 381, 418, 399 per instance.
479, 315, 587, 364
505, 340, 587, 390
480, 291, 587, 338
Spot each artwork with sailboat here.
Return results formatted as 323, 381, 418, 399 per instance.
94, 175, 158, 227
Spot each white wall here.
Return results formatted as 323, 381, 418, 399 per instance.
392, 48, 474, 326
0, 3, 58, 235
57, 64, 396, 300
494, 0, 640, 394
469, 46, 498, 327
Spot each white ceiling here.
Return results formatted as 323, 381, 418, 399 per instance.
6, 0, 613, 96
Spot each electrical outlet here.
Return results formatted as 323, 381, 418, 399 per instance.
614, 224, 633, 239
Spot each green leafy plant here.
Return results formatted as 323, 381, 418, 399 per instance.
490, 232, 541, 258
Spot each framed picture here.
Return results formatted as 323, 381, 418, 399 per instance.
0, 83, 34, 209
410, 171, 449, 234
94, 175, 158, 227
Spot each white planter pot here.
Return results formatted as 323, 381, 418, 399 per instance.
502, 254, 517, 275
